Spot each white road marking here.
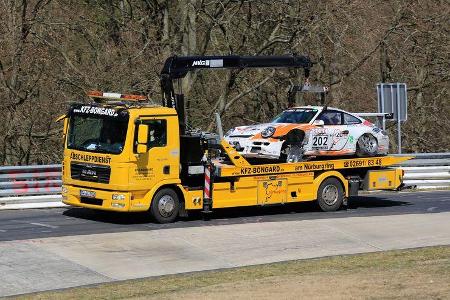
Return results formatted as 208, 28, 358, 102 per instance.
427, 207, 438, 212
29, 222, 58, 229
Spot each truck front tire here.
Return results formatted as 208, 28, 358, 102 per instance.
150, 188, 180, 223
317, 178, 344, 212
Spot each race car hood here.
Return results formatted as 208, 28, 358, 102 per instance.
226, 123, 272, 137
226, 123, 312, 138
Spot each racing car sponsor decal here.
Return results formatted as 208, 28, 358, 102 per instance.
70, 152, 111, 164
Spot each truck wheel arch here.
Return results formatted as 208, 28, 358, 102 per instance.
313, 171, 348, 198
143, 182, 186, 210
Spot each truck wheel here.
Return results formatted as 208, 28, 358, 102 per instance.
356, 133, 378, 157
317, 178, 344, 212
150, 188, 180, 223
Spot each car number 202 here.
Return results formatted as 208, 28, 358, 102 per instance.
312, 135, 328, 149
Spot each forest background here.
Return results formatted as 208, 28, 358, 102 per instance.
0, 0, 448, 165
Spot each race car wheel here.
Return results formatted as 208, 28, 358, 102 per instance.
317, 177, 344, 212
356, 133, 378, 157
150, 188, 180, 223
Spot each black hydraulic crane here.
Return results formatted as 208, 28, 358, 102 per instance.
160, 55, 313, 134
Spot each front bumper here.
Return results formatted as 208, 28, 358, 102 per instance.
225, 137, 283, 160
62, 184, 143, 212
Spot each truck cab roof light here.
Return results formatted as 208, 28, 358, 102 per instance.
87, 91, 147, 102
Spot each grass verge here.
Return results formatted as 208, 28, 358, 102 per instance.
15, 246, 450, 300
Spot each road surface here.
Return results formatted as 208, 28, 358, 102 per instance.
0, 190, 449, 297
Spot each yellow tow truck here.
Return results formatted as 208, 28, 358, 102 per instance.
61, 55, 412, 223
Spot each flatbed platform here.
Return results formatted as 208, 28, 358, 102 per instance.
215, 140, 412, 177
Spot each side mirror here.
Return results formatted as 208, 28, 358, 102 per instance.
137, 124, 149, 154
55, 114, 68, 142
313, 120, 325, 126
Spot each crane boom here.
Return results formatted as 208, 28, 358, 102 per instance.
160, 55, 313, 133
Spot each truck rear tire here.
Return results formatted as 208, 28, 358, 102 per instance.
150, 188, 180, 223
317, 178, 344, 212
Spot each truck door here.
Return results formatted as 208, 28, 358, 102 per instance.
129, 116, 179, 193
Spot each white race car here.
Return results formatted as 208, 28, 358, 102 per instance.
225, 106, 389, 162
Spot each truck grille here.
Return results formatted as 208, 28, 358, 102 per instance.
71, 162, 111, 184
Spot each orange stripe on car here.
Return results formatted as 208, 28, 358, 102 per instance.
251, 124, 315, 140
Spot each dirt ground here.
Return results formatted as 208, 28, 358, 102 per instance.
17, 246, 450, 300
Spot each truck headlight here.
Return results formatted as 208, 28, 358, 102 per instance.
261, 126, 276, 138
112, 194, 125, 201
61, 186, 68, 194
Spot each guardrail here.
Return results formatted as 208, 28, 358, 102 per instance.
0, 153, 449, 209
394, 153, 450, 189
0, 165, 62, 209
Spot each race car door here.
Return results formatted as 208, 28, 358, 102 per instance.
311, 110, 349, 152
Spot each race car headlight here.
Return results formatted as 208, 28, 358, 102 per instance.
261, 126, 276, 138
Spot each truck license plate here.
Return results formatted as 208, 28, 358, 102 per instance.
80, 190, 96, 198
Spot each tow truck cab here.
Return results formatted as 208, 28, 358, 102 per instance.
62, 100, 192, 212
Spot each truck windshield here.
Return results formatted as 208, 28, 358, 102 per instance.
271, 109, 318, 124
67, 114, 128, 154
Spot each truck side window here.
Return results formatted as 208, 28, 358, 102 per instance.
135, 119, 167, 152
147, 120, 167, 148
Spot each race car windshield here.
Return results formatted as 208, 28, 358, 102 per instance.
271, 109, 317, 124
67, 114, 129, 154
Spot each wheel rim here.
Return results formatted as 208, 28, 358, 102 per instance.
359, 135, 377, 153
322, 185, 338, 206
158, 195, 175, 217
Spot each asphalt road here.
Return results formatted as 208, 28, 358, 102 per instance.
0, 190, 449, 242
